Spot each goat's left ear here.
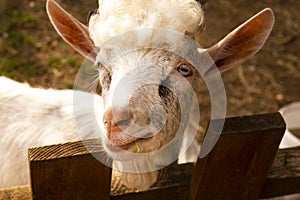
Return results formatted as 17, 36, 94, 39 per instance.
205, 8, 274, 75
46, 0, 97, 62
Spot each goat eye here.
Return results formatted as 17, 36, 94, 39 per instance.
177, 63, 193, 77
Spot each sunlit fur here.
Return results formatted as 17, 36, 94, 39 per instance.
0, 77, 104, 188
89, 0, 204, 46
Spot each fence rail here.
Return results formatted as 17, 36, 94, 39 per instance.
0, 112, 299, 200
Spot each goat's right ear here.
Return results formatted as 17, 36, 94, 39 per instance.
204, 8, 274, 75
46, 0, 97, 62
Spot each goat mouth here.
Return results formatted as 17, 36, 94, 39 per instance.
105, 136, 150, 153
105, 127, 155, 152
105, 141, 134, 154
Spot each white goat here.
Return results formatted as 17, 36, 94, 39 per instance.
0, 0, 275, 190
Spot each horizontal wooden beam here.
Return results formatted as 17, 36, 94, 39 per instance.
2, 146, 299, 200
112, 162, 193, 199
112, 113, 299, 199
28, 139, 112, 200
2, 113, 298, 199
259, 146, 300, 198
111, 145, 300, 199
0, 185, 31, 200
2, 148, 300, 200
111, 184, 189, 200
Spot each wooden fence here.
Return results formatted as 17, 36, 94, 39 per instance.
0, 112, 299, 199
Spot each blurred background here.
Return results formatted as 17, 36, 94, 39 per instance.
0, 0, 299, 120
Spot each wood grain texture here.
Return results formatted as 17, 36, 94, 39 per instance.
268, 146, 300, 179
29, 139, 103, 160
29, 139, 112, 200
0, 185, 31, 200
2, 113, 298, 199
190, 112, 286, 200
111, 184, 189, 200
259, 146, 300, 198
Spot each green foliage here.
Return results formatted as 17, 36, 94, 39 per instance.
0, 57, 41, 80
48, 56, 62, 67
4, 30, 37, 48
66, 57, 80, 67
0, 2, 87, 88
11, 11, 37, 28
2, 11, 38, 48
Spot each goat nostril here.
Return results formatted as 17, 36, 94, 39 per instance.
103, 119, 108, 126
116, 116, 131, 126
103, 107, 134, 130
103, 119, 110, 130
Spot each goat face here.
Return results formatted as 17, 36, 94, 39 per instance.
46, 0, 274, 175
98, 47, 198, 156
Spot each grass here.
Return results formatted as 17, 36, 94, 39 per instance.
3, 30, 37, 48
0, 57, 42, 80
66, 56, 81, 67
48, 56, 62, 67
11, 11, 37, 28
2, 11, 38, 49
0, 1, 93, 88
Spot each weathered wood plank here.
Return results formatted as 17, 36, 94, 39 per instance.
111, 144, 300, 199
267, 146, 300, 179
4, 113, 296, 199
154, 162, 194, 187
110, 162, 194, 198
111, 184, 189, 200
0, 185, 31, 200
259, 146, 300, 198
28, 139, 112, 200
189, 112, 286, 200
110, 146, 300, 199
2, 144, 299, 199
109, 164, 192, 199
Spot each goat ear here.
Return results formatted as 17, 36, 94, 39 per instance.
205, 8, 274, 75
46, 0, 97, 62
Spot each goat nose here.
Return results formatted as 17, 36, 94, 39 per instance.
103, 107, 133, 131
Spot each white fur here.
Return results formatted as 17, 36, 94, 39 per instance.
89, 0, 204, 46
279, 102, 300, 148
0, 77, 103, 188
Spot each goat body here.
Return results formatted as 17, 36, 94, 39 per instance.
0, 77, 103, 188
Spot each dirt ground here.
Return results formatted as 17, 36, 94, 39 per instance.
1, 0, 299, 120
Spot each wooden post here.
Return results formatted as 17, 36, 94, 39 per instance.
190, 112, 286, 200
28, 139, 112, 200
